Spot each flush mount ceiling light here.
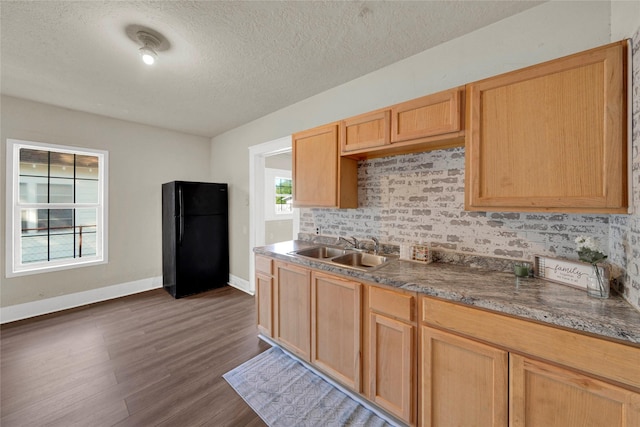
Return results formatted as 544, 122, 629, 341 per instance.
136, 31, 161, 65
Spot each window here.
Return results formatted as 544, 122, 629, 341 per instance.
264, 168, 292, 221
275, 176, 292, 214
6, 139, 108, 276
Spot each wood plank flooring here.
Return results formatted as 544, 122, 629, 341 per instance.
1, 286, 270, 426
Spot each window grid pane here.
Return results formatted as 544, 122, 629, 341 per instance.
14, 142, 104, 272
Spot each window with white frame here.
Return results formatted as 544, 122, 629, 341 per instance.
264, 168, 292, 221
6, 139, 108, 277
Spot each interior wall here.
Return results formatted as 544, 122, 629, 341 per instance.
265, 220, 293, 245
210, 1, 618, 284
1, 95, 212, 307
265, 152, 292, 169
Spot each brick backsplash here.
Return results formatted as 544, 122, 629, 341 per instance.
301, 147, 610, 262
301, 31, 640, 311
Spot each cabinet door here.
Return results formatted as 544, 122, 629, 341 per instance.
420, 326, 508, 427
274, 262, 311, 361
391, 88, 463, 143
369, 312, 415, 424
311, 272, 362, 391
466, 40, 628, 213
292, 122, 357, 208
510, 354, 640, 427
341, 109, 391, 153
255, 272, 273, 337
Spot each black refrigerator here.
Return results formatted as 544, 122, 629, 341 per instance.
162, 181, 229, 298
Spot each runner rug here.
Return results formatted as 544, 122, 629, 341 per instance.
223, 346, 396, 427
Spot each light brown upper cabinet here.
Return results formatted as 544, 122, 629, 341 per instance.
292, 122, 358, 208
341, 87, 465, 159
465, 40, 629, 213
341, 109, 391, 153
391, 87, 463, 143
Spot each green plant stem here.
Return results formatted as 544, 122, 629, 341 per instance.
593, 264, 605, 297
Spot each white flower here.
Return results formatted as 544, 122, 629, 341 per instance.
575, 235, 599, 252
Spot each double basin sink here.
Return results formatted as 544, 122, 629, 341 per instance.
290, 245, 398, 271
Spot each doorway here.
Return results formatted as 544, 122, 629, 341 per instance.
248, 136, 299, 294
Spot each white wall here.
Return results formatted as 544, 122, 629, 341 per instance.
212, 1, 629, 283
1, 95, 212, 308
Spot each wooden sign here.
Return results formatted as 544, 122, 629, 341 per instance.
534, 255, 608, 291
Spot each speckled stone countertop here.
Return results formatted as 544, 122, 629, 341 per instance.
254, 240, 640, 345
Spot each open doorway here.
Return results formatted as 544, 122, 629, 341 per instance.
264, 152, 293, 244
248, 136, 299, 294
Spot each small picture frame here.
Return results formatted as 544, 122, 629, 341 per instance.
534, 255, 608, 291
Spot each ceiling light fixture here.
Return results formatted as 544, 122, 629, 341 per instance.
136, 31, 160, 65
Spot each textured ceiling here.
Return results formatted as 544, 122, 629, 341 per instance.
0, 1, 543, 138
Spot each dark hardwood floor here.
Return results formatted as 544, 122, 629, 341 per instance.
1, 286, 270, 426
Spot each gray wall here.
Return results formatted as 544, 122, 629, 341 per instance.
265, 152, 292, 169
212, 1, 635, 290
1, 96, 212, 306
265, 220, 293, 245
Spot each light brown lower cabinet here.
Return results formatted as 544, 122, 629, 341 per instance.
260, 256, 640, 427
255, 273, 273, 337
311, 272, 362, 391
510, 355, 640, 427
255, 255, 273, 337
420, 326, 508, 427
274, 261, 311, 361
368, 286, 417, 425
420, 296, 640, 427
370, 312, 415, 424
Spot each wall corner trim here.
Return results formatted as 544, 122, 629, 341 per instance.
0, 276, 163, 324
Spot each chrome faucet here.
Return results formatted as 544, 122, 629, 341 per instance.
339, 236, 359, 250
369, 236, 380, 254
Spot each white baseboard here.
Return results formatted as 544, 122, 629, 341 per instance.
228, 274, 253, 295
0, 276, 163, 324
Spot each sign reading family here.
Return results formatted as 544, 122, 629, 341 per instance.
534, 255, 608, 291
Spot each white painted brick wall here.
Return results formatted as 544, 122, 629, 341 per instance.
609, 30, 640, 310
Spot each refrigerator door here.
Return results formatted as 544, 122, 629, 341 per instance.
179, 182, 227, 216
175, 213, 229, 297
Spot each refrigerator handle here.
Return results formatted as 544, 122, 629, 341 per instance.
178, 186, 184, 245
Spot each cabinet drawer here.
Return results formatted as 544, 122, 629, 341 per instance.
255, 255, 272, 275
369, 287, 414, 322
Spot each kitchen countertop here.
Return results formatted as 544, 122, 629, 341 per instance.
254, 240, 640, 345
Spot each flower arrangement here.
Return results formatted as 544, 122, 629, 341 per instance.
575, 236, 608, 298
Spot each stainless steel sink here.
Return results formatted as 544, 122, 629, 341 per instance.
293, 246, 349, 259
291, 245, 398, 271
330, 252, 395, 270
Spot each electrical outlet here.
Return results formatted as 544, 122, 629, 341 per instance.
315, 227, 320, 235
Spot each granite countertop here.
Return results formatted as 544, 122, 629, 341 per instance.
254, 240, 640, 346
